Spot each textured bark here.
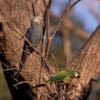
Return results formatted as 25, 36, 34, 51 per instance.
66, 26, 100, 100
0, 0, 100, 100
0, 0, 57, 99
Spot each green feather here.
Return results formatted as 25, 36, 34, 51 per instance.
48, 71, 68, 82
48, 70, 78, 83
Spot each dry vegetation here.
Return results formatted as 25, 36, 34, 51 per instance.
0, 0, 100, 100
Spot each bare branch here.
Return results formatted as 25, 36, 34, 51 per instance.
50, 0, 81, 38
42, 0, 52, 57
13, 81, 47, 89
46, 0, 82, 55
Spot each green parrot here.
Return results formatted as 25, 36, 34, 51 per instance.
31, 70, 79, 88
48, 70, 79, 83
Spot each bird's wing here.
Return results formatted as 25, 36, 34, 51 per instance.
48, 71, 67, 82
26, 28, 33, 42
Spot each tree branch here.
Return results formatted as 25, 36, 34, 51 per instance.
46, 0, 82, 55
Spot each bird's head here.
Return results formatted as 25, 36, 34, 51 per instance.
31, 16, 43, 26
67, 69, 79, 78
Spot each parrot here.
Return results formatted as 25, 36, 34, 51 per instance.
25, 16, 43, 47
14, 16, 43, 77
48, 70, 79, 83
31, 70, 79, 88
21, 16, 43, 66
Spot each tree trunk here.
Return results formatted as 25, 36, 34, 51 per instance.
0, 0, 100, 100
0, 0, 57, 99
66, 26, 100, 100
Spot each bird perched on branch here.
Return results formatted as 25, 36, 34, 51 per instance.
31, 70, 79, 88
21, 16, 43, 67
48, 70, 79, 83
14, 16, 43, 76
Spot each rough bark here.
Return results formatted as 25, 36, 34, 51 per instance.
0, 0, 57, 99
66, 26, 100, 100
0, 0, 100, 100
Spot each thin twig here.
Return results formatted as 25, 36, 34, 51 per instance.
1, 62, 19, 82
10, 75, 19, 82
46, 0, 81, 56
23, 36, 50, 71
13, 81, 47, 89
42, 0, 52, 57
50, 0, 81, 43
45, 9, 50, 57
2, 68, 17, 71
13, 81, 34, 87
2, 63, 35, 74
6, 24, 51, 72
